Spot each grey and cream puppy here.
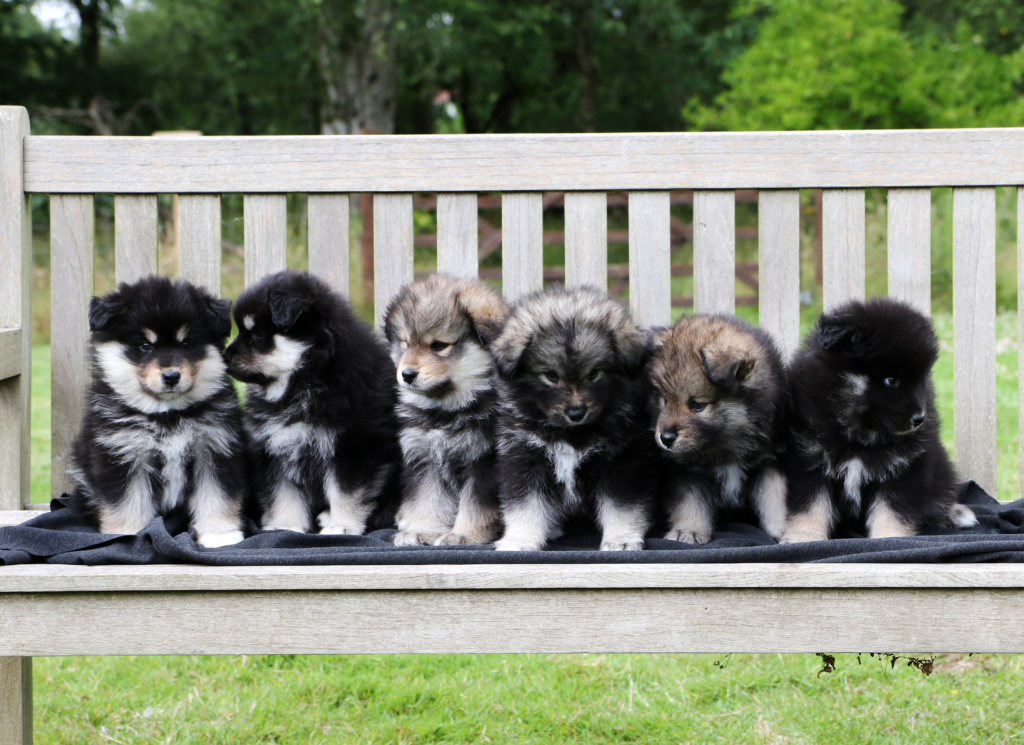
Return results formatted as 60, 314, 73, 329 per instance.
491, 287, 656, 551
648, 315, 789, 543
383, 273, 509, 545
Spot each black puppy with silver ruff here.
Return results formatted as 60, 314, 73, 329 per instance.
70, 276, 249, 547
491, 287, 656, 551
783, 297, 977, 542
225, 270, 400, 534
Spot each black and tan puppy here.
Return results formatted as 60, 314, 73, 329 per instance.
782, 298, 977, 542
649, 315, 789, 543
69, 276, 248, 547
225, 270, 400, 534
383, 274, 508, 545
491, 287, 656, 551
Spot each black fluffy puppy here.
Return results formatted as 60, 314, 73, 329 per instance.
70, 276, 249, 547
226, 270, 400, 534
783, 297, 977, 542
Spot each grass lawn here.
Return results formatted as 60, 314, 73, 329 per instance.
23, 311, 1024, 743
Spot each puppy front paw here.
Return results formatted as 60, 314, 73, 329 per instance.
392, 529, 440, 547
317, 510, 365, 536
494, 537, 545, 552
262, 523, 308, 533
779, 528, 828, 544
600, 538, 645, 551
664, 528, 712, 545
197, 530, 245, 548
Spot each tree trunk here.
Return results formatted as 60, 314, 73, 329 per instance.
317, 0, 397, 135
571, 0, 597, 133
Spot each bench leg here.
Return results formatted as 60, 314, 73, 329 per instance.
0, 657, 31, 745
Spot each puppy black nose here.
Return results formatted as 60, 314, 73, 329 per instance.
660, 429, 678, 448
401, 368, 418, 384
911, 413, 926, 429
566, 405, 587, 422
162, 370, 181, 387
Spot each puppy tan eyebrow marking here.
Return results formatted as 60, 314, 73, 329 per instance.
142, 328, 157, 343
243, 315, 255, 331
176, 325, 189, 342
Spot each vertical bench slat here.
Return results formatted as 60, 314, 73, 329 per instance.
628, 191, 671, 327
0, 656, 31, 745
822, 189, 866, 311
757, 190, 801, 359
564, 192, 607, 290
373, 193, 414, 329
50, 194, 94, 498
887, 188, 932, 315
178, 195, 222, 294
1020, 187, 1024, 500
953, 187, 997, 497
501, 193, 544, 301
437, 194, 479, 280
308, 194, 350, 296
693, 190, 736, 314
0, 106, 31, 511
243, 194, 288, 287
114, 195, 158, 284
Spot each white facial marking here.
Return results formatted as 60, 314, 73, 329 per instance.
400, 341, 494, 412
843, 372, 869, 396
256, 336, 311, 402
176, 325, 189, 343
95, 342, 227, 414
143, 328, 157, 344
243, 315, 255, 331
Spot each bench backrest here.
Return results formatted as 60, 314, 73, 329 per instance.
1, 105, 1023, 508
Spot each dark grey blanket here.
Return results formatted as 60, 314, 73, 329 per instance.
2, 482, 1024, 565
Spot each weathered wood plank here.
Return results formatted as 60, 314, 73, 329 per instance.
373, 194, 414, 329
887, 188, 931, 315
3, 588, 1024, 655
178, 195, 221, 294
24, 129, 1024, 193
0, 657, 31, 745
0, 106, 31, 512
501, 193, 544, 301
113, 194, 158, 284
757, 190, 801, 359
693, 190, 735, 314
50, 194, 94, 499
628, 191, 671, 327
4, 562, 1024, 592
954, 188, 997, 497
243, 194, 287, 287
437, 193, 478, 279
308, 194, 349, 296
0, 330, 22, 381
1020, 187, 1024, 500
822, 189, 865, 311
564, 192, 607, 290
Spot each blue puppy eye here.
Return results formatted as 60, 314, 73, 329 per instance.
139, 342, 153, 353
884, 377, 900, 388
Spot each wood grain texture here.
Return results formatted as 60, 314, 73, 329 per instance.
628, 191, 671, 327
0, 107, 31, 512
0, 330, 22, 381
1020, 188, 1024, 500
373, 194, 414, 329
0, 657, 31, 745
822, 189, 866, 311
887, 188, 932, 315
3, 588, 1024, 655
954, 188, 997, 497
178, 195, 221, 294
436, 194, 478, 279
757, 190, 801, 359
501, 193, 544, 301
243, 194, 287, 287
693, 190, 735, 314
50, 195, 94, 499
4, 562, 1024, 592
24, 129, 1024, 193
564, 192, 607, 290
113, 194, 157, 284
308, 194, 349, 295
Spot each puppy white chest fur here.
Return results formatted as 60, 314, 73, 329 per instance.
260, 421, 336, 480
714, 462, 745, 505
840, 457, 867, 509
545, 440, 590, 509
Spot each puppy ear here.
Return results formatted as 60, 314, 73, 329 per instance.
649, 326, 670, 352
458, 283, 508, 347
700, 345, 754, 388
206, 298, 233, 339
818, 317, 870, 354
269, 288, 313, 332
88, 294, 125, 332
614, 325, 650, 373
491, 319, 530, 378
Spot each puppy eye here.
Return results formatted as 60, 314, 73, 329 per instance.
139, 342, 153, 354
544, 370, 559, 383
586, 370, 602, 382
884, 377, 900, 388
251, 329, 265, 341
688, 399, 707, 413
181, 340, 192, 350
430, 341, 450, 353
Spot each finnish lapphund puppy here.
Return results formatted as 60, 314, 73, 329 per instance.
383, 274, 509, 545
69, 276, 248, 547
225, 270, 400, 534
491, 287, 656, 551
648, 315, 790, 543
782, 298, 977, 542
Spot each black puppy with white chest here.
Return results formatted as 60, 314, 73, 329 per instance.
225, 270, 401, 534
70, 276, 249, 547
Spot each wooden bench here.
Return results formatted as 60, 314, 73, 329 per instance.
3, 104, 1024, 743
